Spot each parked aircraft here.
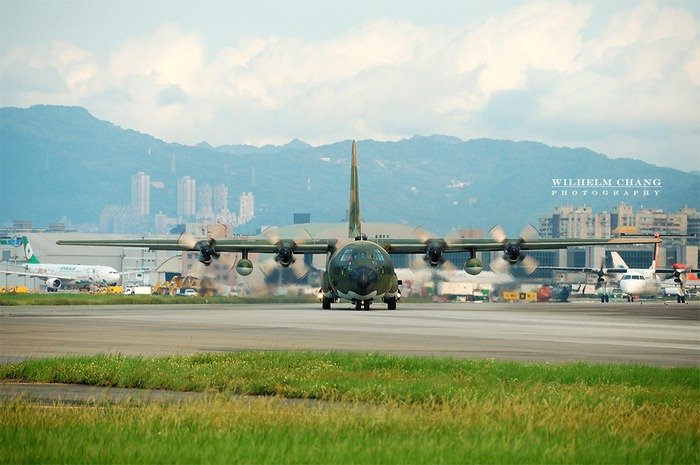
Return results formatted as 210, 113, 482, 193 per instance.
541, 237, 694, 303
57, 141, 659, 309
0, 236, 134, 291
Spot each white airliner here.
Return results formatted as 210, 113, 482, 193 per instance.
1, 236, 123, 291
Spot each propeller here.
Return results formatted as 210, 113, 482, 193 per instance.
488, 224, 540, 275
594, 257, 607, 290
178, 223, 236, 283
258, 227, 311, 280
411, 228, 462, 269
408, 228, 461, 288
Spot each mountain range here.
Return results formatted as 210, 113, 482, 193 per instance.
1, 105, 698, 235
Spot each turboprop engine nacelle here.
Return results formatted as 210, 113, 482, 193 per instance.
503, 242, 523, 264
275, 243, 295, 267
197, 243, 218, 265
464, 258, 484, 275
674, 270, 687, 284
424, 241, 444, 267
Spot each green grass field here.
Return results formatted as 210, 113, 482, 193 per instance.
0, 293, 318, 306
1, 352, 699, 463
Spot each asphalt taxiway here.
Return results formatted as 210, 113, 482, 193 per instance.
1, 301, 698, 367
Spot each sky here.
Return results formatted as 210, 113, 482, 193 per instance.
1, 0, 699, 170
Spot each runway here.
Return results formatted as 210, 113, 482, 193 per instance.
1, 301, 698, 367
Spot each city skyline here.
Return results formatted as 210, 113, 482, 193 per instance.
98, 171, 256, 233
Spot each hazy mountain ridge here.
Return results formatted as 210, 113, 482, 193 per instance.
1, 105, 697, 235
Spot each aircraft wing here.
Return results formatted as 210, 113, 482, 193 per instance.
0, 269, 73, 281
56, 235, 658, 277
537, 266, 629, 274
536, 266, 600, 274
55, 238, 338, 254
377, 236, 659, 254
654, 267, 697, 274
57, 236, 657, 256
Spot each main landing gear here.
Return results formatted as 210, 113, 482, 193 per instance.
322, 296, 333, 309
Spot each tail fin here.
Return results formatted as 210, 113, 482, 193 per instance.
348, 140, 362, 239
610, 251, 628, 269
23, 236, 40, 264
649, 234, 660, 270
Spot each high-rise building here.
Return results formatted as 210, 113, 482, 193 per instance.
131, 172, 150, 218
239, 192, 255, 224
198, 184, 214, 221
177, 176, 196, 218
611, 202, 634, 231
634, 207, 687, 236
539, 204, 610, 238
680, 206, 700, 247
214, 184, 228, 212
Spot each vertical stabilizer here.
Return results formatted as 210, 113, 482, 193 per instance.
23, 236, 40, 264
610, 251, 628, 269
649, 234, 660, 270
348, 140, 362, 239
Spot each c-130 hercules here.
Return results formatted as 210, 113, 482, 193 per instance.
58, 141, 658, 310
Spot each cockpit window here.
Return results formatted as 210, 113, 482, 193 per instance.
339, 247, 386, 262
340, 249, 363, 262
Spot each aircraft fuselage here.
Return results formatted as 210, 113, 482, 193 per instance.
322, 239, 400, 306
619, 270, 661, 297
27, 263, 120, 287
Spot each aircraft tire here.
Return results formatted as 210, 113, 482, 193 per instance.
355, 301, 362, 310
363, 301, 370, 311
387, 297, 397, 310
322, 297, 331, 310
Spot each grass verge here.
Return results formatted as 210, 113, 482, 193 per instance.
0, 293, 318, 306
1, 352, 698, 463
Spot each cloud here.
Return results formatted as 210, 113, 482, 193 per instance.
1, 41, 98, 104
1, 1, 698, 169
158, 85, 190, 107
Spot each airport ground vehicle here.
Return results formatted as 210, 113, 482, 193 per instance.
122, 286, 152, 295
177, 288, 197, 297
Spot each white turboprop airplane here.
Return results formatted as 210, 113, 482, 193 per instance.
615, 248, 695, 303
541, 237, 694, 303
0, 236, 125, 292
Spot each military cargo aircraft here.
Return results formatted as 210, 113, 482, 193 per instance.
57, 141, 659, 310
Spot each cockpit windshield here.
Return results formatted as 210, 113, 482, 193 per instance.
339, 247, 386, 263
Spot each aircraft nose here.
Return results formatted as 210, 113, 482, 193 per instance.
349, 266, 378, 295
